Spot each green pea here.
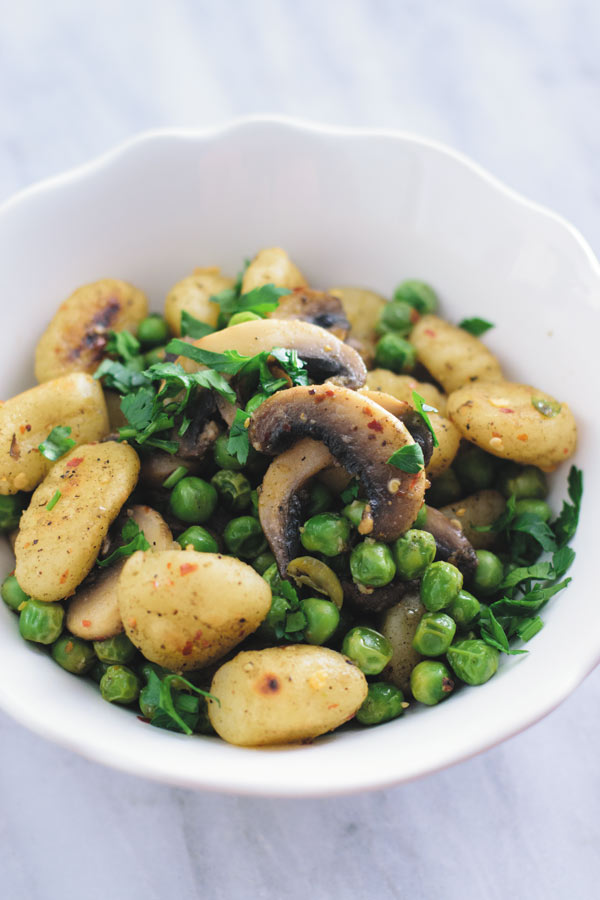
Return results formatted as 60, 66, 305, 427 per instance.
446, 589, 481, 629
393, 529, 436, 580
169, 476, 217, 524
426, 469, 462, 507
245, 392, 270, 416
453, 446, 496, 493
470, 550, 503, 597
19, 599, 64, 644
413, 505, 428, 529
137, 314, 170, 348
420, 561, 463, 611
228, 311, 262, 327
93, 632, 137, 665
342, 499, 367, 529
177, 525, 219, 554
514, 498, 552, 522
410, 660, 454, 705
341, 626, 393, 675
374, 333, 417, 374
1, 574, 29, 611
100, 665, 141, 705
393, 280, 438, 315
412, 612, 456, 656
0, 493, 26, 532
213, 434, 244, 471
211, 469, 252, 512
256, 594, 291, 641
498, 464, 548, 500
301, 513, 351, 558
356, 682, 406, 725
350, 540, 396, 588
447, 639, 499, 685
144, 346, 167, 367
223, 516, 267, 558
306, 482, 333, 517
90, 660, 111, 683
252, 551, 276, 575
301, 598, 340, 645
51, 635, 96, 675
377, 301, 417, 336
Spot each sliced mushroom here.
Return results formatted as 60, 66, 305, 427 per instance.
422, 505, 478, 578
341, 576, 420, 614
258, 438, 334, 572
250, 384, 426, 546
182, 319, 367, 389
269, 288, 350, 340
67, 506, 175, 639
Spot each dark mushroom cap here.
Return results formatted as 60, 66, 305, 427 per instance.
185, 319, 367, 389
422, 505, 478, 579
249, 384, 426, 544
341, 576, 420, 614
269, 288, 350, 340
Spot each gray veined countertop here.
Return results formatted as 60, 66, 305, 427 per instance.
1, 1, 599, 898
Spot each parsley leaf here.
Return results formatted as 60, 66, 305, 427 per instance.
227, 409, 251, 465
515, 616, 544, 642
106, 330, 141, 362
552, 466, 583, 547
180, 310, 215, 338
94, 359, 151, 393
458, 317, 494, 336
340, 478, 360, 504
511, 513, 557, 553
216, 284, 291, 318
552, 545, 576, 579
387, 443, 425, 473
38, 426, 76, 461
479, 606, 526, 655
411, 391, 439, 448
146, 671, 219, 735
165, 339, 251, 374
120, 386, 157, 432
97, 518, 151, 568
531, 397, 562, 418
500, 560, 554, 591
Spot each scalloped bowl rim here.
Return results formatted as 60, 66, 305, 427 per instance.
0, 117, 598, 796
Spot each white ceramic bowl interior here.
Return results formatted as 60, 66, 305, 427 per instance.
0, 119, 598, 796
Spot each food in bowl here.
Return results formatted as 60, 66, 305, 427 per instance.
0, 246, 582, 747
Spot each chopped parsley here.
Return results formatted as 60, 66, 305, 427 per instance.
38, 426, 76, 461
340, 478, 360, 504
227, 409, 251, 466
180, 310, 215, 339
46, 490, 61, 511
412, 391, 439, 448
97, 519, 151, 568
458, 317, 494, 336
142, 669, 219, 735
105, 330, 141, 362
216, 283, 291, 319
552, 466, 583, 547
387, 443, 425, 473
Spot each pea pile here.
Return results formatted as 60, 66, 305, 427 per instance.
0, 248, 582, 746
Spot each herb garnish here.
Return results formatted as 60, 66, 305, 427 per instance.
180, 310, 215, 338
39, 426, 76, 461
552, 466, 583, 547
412, 391, 439, 448
340, 479, 360, 504
46, 490, 61, 511
142, 668, 219, 735
458, 317, 494, 336
97, 519, 151, 568
105, 330, 141, 362
387, 443, 425, 473
227, 409, 251, 466
215, 283, 291, 319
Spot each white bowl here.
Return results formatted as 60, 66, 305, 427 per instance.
0, 118, 598, 796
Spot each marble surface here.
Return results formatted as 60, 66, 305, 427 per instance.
1, 1, 599, 898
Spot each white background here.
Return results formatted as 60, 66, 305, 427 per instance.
1, 2, 599, 898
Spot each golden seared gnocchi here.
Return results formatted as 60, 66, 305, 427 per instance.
164, 267, 234, 336
207, 645, 368, 746
411, 314, 503, 393
242, 247, 306, 294
118, 550, 271, 671
329, 286, 386, 365
447, 380, 577, 469
35, 279, 148, 382
0, 373, 109, 495
365, 370, 447, 415
15, 442, 140, 602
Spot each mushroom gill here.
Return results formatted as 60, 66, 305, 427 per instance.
269, 288, 350, 340
249, 384, 427, 555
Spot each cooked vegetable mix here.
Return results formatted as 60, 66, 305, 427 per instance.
0, 247, 581, 747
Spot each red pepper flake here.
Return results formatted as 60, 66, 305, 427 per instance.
181, 640, 194, 656
563, 447, 569, 454
180, 562, 198, 576
362, 406, 373, 416
491, 431, 502, 438
19, 425, 26, 434
367, 420, 384, 432
81, 619, 91, 628
194, 630, 203, 641
66, 457, 84, 468
314, 394, 326, 403
517, 433, 528, 441
327, 703, 339, 709
59, 569, 69, 584
325, 389, 334, 397
499, 408, 514, 414
128, 617, 137, 628
424, 328, 436, 337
